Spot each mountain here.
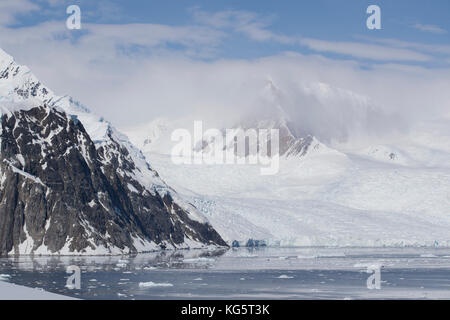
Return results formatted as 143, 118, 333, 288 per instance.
123, 79, 450, 247
0, 48, 226, 255
124, 78, 336, 160
213, 117, 316, 158
126, 116, 319, 159
124, 117, 175, 155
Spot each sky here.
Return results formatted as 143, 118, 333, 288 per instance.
0, 0, 449, 143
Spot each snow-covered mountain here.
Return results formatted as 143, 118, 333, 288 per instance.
125, 79, 307, 158
123, 79, 450, 247
124, 117, 177, 155
0, 48, 226, 255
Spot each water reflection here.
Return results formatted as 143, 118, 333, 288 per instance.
1, 247, 450, 299
0, 248, 229, 272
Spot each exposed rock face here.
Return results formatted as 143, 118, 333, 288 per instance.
230, 118, 314, 158
195, 118, 315, 158
0, 49, 226, 255
0, 104, 226, 255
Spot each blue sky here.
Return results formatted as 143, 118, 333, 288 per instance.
7, 0, 450, 65
0, 0, 449, 128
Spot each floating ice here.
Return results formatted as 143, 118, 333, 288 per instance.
277, 275, 294, 279
138, 282, 173, 288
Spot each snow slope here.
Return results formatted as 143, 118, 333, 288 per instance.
123, 76, 450, 247
0, 278, 74, 300
129, 109, 450, 247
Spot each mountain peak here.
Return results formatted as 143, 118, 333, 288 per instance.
0, 48, 14, 69
261, 76, 291, 122
0, 48, 226, 255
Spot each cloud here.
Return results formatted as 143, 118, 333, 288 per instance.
37, 0, 67, 6
0, 0, 39, 25
79, 23, 225, 57
298, 38, 431, 62
0, 20, 225, 60
355, 36, 450, 56
413, 23, 447, 34
192, 8, 294, 44
6, 30, 448, 144
191, 9, 440, 63
0, 4, 449, 146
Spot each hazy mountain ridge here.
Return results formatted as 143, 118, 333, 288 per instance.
123, 78, 450, 247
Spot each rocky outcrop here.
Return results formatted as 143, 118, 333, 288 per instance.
0, 48, 226, 255
194, 117, 315, 158
0, 105, 226, 255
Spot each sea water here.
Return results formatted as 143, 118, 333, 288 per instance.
1, 247, 450, 299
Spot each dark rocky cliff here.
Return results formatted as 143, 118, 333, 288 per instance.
0, 105, 226, 255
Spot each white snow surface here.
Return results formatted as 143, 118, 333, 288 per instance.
0, 279, 74, 300
137, 115, 450, 247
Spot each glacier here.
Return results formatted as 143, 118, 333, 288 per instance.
123, 79, 450, 248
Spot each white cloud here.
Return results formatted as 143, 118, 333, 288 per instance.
299, 38, 431, 62
413, 23, 447, 34
355, 36, 450, 56
192, 8, 294, 44
192, 9, 257, 29
0, 0, 39, 25
0, 6, 449, 146
0, 20, 225, 60
39, 0, 68, 6
4, 29, 448, 144
79, 23, 225, 57
192, 9, 439, 62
